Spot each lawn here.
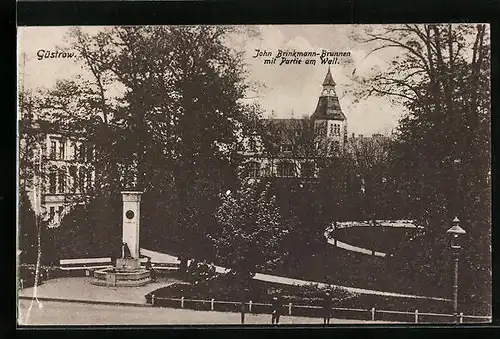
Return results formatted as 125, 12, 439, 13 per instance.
265, 239, 452, 301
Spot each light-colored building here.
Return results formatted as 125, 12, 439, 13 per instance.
19, 119, 96, 228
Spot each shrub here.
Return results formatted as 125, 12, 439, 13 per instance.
186, 260, 217, 284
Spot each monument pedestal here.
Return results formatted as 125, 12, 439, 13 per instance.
116, 258, 141, 270
92, 191, 151, 287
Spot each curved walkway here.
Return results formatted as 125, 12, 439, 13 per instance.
325, 235, 387, 257
332, 220, 424, 230
324, 220, 424, 258
140, 248, 450, 302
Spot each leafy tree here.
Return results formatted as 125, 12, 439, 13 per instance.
351, 24, 491, 314
33, 26, 261, 267
352, 24, 490, 226
210, 179, 290, 285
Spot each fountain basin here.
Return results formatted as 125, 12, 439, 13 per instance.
93, 267, 151, 287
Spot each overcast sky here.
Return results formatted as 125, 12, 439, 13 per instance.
18, 25, 404, 136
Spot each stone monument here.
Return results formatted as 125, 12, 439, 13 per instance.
93, 191, 151, 287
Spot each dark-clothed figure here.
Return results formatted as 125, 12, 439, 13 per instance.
145, 257, 156, 282
322, 292, 332, 325
122, 242, 132, 259
240, 300, 246, 324
271, 296, 282, 325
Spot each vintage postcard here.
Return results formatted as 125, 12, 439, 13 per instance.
17, 24, 491, 326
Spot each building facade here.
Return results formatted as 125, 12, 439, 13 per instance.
19, 119, 96, 228
240, 67, 348, 180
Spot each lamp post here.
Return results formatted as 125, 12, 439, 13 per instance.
446, 217, 466, 323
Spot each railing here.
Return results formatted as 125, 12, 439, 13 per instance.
149, 296, 492, 324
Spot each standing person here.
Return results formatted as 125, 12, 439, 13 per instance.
145, 257, 156, 282
240, 299, 246, 324
122, 242, 132, 259
322, 291, 332, 325
271, 296, 282, 325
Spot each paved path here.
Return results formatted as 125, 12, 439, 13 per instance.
332, 220, 424, 230
140, 249, 180, 264
324, 232, 387, 257
19, 276, 184, 305
18, 299, 397, 325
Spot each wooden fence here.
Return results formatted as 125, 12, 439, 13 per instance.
149, 295, 491, 324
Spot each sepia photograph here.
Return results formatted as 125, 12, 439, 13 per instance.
16, 24, 491, 326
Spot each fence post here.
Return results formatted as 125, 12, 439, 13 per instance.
371, 307, 375, 321
414, 310, 418, 323
151, 294, 155, 306
20, 279, 24, 290
249, 300, 252, 313
211, 298, 214, 311
288, 302, 292, 316
459, 313, 463, 324
181, 297, 184, 308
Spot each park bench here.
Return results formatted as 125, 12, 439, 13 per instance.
59, 257, 113, 276
139, 257, 180, 271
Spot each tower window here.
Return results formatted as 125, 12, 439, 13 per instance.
333, 124, 341, 136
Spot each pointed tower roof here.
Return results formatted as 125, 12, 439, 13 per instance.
311, 68, 346, 121
322, 67, 336, 86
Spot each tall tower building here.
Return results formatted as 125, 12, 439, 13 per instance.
311, 67, 347, 155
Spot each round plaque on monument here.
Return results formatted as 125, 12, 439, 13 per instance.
126, 210, 135, 220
